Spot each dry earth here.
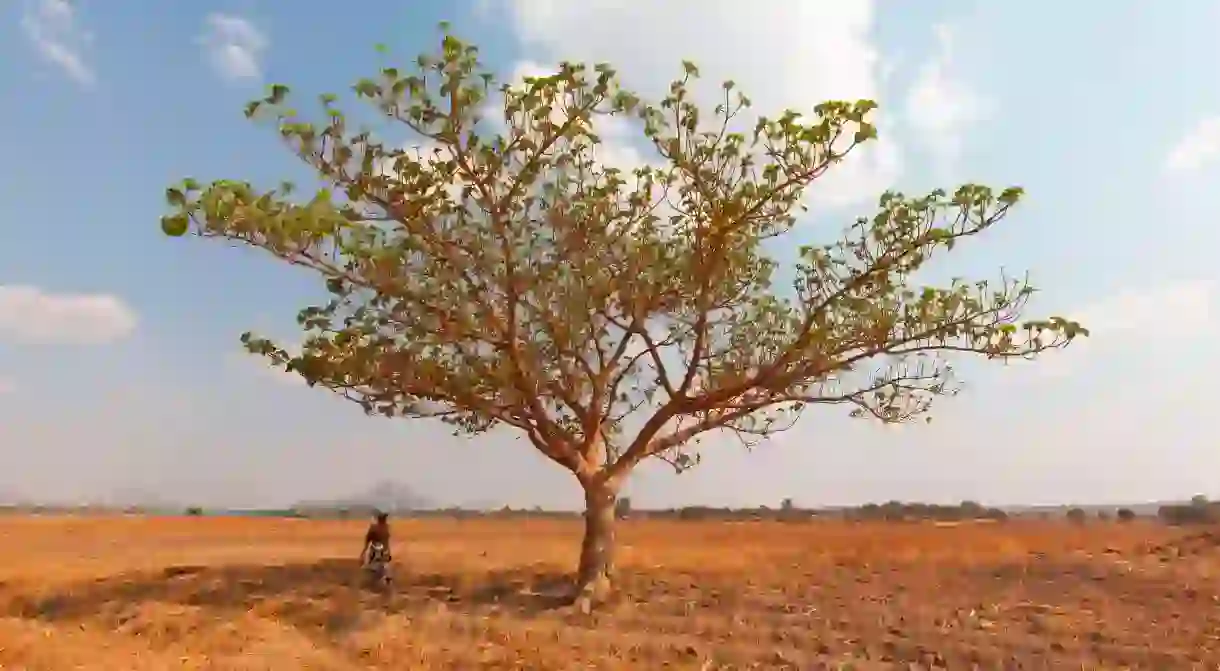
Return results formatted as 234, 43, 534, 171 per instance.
0, 516, 1218, 669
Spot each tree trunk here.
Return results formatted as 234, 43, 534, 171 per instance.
573, 481, 617, 613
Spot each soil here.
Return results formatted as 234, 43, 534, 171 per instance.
0, 516, 1216, 669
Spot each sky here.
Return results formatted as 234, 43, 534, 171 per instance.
2, 0, 1219, 510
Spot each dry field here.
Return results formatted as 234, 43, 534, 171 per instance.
0, 516, 1218, 669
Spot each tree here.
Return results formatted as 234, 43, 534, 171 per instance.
858, 503, 882, 520
1066, 507, 1087, 524
983, 507, 1008, 522
780, 497, 794, 511
1192, 494, 1209, 507
1116, 508, 1136, 523
159, 29, 1087, 609
1159, 503, 1217, 526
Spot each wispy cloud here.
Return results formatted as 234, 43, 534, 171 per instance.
1165, 116, 1220, 174
0, 285, 137, 345
1033, 279, 1215, 380
903, 24, 989, 175
20, 0, 95, 87
198, 13, 268, 83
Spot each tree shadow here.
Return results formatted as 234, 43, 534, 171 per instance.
2, 558, 576, 634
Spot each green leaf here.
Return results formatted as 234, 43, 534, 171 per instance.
353, 78, 380, 98
998, 186, 1024, 205
160, 214, 189, 237
267, 84, 290, 104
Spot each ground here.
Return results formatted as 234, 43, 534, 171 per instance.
0, 516, 1217, 669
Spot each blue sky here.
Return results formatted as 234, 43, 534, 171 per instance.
2, 0, 1219, 509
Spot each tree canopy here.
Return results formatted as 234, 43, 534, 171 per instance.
162, 30, 1086, 604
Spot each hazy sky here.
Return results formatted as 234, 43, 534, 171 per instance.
2, 0, 1218, 509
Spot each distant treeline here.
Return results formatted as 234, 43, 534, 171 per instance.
253, 499, 1018, 522
5, 496, 1219, 525
1155, 496, 1220, 526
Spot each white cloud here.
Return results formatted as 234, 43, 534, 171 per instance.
903, 24, 989, 174
1033, 279, 1215, 379
198, 13, 268, 83
1165, 117, 1220, 174
504, 0, 901, 212
20, 0, 96, 87
1077, 279, 1214, 336
0, 285, 137, 345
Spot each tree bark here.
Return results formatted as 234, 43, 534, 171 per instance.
573, 480, 618, 613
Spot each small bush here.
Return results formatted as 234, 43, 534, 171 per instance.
185, 506, 203, 516
983, 507, 1009, 522
1116, 508, 1136, 522
1065, 507, 1087, 524
1158, 503, 1220, 525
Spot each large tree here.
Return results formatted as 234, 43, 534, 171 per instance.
161, 32, 1086, 608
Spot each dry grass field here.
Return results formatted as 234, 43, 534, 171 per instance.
0, 516, 1218, 669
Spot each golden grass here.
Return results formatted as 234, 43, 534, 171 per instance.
0, 516, 1217, 669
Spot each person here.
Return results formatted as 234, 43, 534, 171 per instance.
359, 510, 392, 568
